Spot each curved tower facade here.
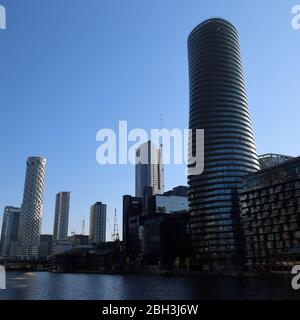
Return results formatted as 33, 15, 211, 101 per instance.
17, 156, 46, 258
187, 18, 260, 269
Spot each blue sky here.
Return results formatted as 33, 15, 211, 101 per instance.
0, 0, 299, 238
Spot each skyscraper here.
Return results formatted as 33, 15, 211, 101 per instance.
89, 202, 106, 245
0, 206, 20, 257
135, 140, 164, 197
187, 18, 260, 269
53, 192, 70, 241
17, 156, 46, 258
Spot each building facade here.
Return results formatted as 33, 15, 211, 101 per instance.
164, 186, 188, 197
53, 192, 70, 241
241, 157, 300, 273
122, 195, 143, 257
139, 212, 192, 266
187, 18, 260, 270
135, 140, 164, 197
123, 187, 190, 263
51, 239, 72, 255
70, 234, 89, 247
0, 206, 20, 257
154, 195, 189, 214
17, 156, 46, 258
38, 234, 53, 258
89, 202, 106, 245
258, 154, 294, 170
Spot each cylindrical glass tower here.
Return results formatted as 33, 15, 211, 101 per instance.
187, 18, 260, 269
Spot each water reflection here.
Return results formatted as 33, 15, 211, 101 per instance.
0, 272, 299, 300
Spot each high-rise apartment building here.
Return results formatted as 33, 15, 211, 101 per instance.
53, 192, 70, 241
241, 157, 300, 273
135, 140, 164, 197
0, 206, 20, 257
187, 18, 260, 269
89, 202, 106, 245
17, 156, 46, 258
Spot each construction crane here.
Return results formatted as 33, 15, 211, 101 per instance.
112, 209, 120, 242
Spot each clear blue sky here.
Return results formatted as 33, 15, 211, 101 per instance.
0, 0, 299, 239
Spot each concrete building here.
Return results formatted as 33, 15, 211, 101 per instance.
135, 140, 164, 197
53, 192, 70, 241
38, 234, 53, 258
0, 206, 20, 257
241, 157, 300, 273
17, 156, 46, 258
258, 154, 294, 170
89, 202, 106, 245
187, 18, 260, 270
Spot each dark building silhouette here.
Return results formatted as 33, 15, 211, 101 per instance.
187, 18, 260, 270
50, 242, 124, 273
69, 234, 89, 247
122, 195, 143, 258
140, 211, 192, 266
164, 186, 188, 197
122, 188, 191, 266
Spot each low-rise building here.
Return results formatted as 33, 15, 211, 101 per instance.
122, 186, 191, 266
52, 239, 72, 255
139, 211, 192, 266
258, 154, 294, 169
69, 234, 89, 247
38, 234, 53, 258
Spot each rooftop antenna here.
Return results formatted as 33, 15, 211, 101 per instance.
112, 209, 120, 242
